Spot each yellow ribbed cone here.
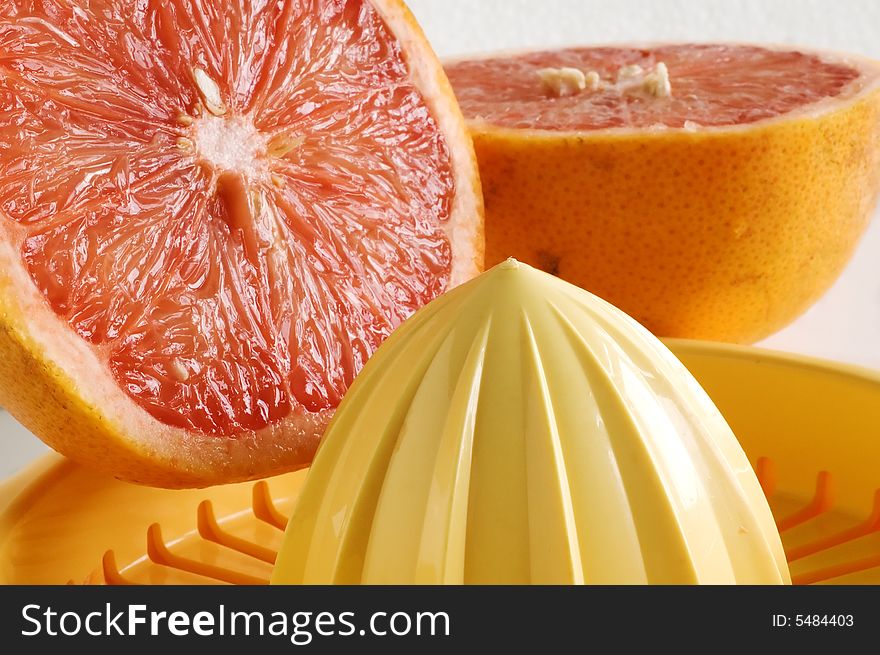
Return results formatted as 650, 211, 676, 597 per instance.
272, 260, 789, 585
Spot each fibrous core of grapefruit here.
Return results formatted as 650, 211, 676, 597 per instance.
0, 0, 483, 487
446, 44, 880, 343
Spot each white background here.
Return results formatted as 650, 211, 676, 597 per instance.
2, 0, 880, 477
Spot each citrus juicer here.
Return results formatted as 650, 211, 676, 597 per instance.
271, 260, 786, 584
1, 267, 880, 584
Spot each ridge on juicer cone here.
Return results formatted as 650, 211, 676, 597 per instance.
0, 0, 483, 487
445, 43, 880, 343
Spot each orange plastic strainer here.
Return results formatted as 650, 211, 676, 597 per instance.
1, 339, 880, 585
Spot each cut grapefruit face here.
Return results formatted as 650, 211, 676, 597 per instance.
445, 44, 880, 343
0, 0, 483, 487
447, 44, 878, 131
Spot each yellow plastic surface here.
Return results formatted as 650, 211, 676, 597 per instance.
669, 340, 880, 585
272, 261, 788, 584
0, 455, 306, 584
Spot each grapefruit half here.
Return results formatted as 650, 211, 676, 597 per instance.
446, 44, 880, 343
0, 0, 483, 487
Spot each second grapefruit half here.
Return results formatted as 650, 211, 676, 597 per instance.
446, 44, 880, 343
0, 0, 483, 487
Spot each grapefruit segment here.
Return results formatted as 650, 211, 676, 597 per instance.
0, 0, 483, 486
445, 44, 880, 343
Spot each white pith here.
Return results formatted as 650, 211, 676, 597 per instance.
193, 114, 268, 179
